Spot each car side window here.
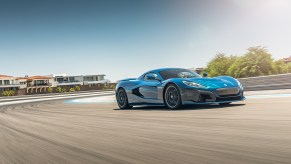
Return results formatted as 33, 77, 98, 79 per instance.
144, 73, 160, 81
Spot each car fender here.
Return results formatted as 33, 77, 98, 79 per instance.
158, 79, 185, 101
215, 76, 240, 86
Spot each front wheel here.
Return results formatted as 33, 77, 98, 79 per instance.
116, 88, 132, 109
164, 84, 182, 109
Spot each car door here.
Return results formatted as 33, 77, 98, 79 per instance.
139, 73, 161, 100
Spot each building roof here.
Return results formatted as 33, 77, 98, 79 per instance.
83, 74, 106, 77
283, 56, 291, 63
15, 76, 51, 80
0, 74, 13, 79
47, 74, 105, 78
28, 76, 51, 80
15, 77, 28, 80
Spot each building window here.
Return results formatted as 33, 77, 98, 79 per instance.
35, 80, 46, 86
84, 76, 94, 81
99, 76, 104, 80
56, 78, 64, 83
69, 77, 75, 82
0, 80, 2, 85
4, 80, 10, 85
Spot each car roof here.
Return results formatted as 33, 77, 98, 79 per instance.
138, 68, 190, 80
148, 68, 187, 73
137, 68, 195, 79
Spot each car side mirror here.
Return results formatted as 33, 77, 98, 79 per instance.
202, 72, 208, 77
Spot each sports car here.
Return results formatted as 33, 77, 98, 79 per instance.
115, 68, 245, 109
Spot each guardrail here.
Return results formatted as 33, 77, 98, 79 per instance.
238, 73, 291, 91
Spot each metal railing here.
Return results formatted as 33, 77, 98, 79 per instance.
27, 83, 52, 87
58, 81, 81, 83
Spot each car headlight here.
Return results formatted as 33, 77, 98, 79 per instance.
234, 79, 241, 86
235, 79, 243, 88
182, 81, 206, 88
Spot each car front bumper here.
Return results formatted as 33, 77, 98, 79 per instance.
180, 87, 245, 104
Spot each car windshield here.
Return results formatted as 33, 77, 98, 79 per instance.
159, 69, 201, 80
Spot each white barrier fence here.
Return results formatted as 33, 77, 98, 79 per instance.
238, 73, 291, 91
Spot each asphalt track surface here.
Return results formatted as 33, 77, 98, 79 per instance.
1, 91, 291, 164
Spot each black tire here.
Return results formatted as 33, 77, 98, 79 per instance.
219, 102, 231, 106
164, 84, 182, 109
116, 88, 132, 109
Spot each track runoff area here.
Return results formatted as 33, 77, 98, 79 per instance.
0, 89, 291, 163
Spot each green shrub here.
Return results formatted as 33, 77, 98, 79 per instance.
56, 87, 62, 93
47, 87, 53, 93
102, 86, 108, 90
102, 85, 115, 90
1, 90, 15, 96
61, 87, 67, 93
2, 91, 8, 96
8, 90, 15, 96
74, 85, 81, 91
69, 88, 75, 92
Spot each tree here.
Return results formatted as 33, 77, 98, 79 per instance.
203, 46, 290, 78
229, 47, 274, 78
286, 63, 291, 73
272, 60, 291, 74
204, 53, 237, 77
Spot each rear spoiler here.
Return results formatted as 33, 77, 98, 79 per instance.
119, 78, 137, 82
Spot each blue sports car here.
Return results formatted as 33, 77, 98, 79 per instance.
115, 68, 245, 109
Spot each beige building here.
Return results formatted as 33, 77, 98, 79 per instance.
283, 56, 291, 64
16, 76, 53, 94
1, 73, 108, 96
0, 75, 21, 92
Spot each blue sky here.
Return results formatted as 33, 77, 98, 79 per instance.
1, 0, 291, 81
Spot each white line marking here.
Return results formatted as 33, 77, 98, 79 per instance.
0, 91, 115, 102
0, 92, 115, 106
68, 95, 116, 104
246, 93, 291, 99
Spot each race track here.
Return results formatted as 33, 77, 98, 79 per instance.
1, 91, 291, 164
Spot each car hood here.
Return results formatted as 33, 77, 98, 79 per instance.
183, 78, 237, 89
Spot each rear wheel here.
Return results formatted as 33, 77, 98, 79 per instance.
164, 84, 182, 109
116, 88, 132, 109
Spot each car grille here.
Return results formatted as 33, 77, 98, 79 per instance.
216, 88, 240, 96
216, 96, 242, 101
